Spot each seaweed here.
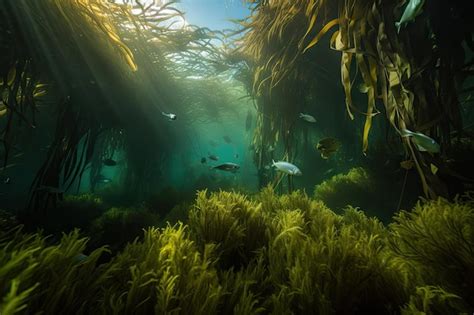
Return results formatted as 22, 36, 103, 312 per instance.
390, 195, 474, 308
89, 206, 160, 251
188, 190, 268, 269
1, 189, 474, 314
231, 0, 474, 197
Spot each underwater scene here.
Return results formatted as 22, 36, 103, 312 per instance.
1, 0, 474, 313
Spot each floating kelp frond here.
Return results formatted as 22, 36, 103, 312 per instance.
51, 0, 138, 71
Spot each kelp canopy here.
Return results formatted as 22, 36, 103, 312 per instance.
0, 0, 231, 215
231, 0, 474, 197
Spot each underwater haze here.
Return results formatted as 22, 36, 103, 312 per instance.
1, 0, 474, 314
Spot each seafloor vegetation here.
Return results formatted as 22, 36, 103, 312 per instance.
1, 186, 473, 314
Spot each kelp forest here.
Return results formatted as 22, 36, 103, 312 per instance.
1, 0, 474, 314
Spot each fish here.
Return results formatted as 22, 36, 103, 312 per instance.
0, 163, 17, 171
212, 162, 240, 172
400, 129, 440, 153
223, 135, 232, 143
95, 175, 112, 184
103, 158, 117, 166
35, 185, 65, 194
400, 159, 414, 170
201, 157, 207, 164
272, 160, 302, 176
162, 112, 177, 121
395, 0, 425, 33
316, 137, 341, 159
245, 110, 253, 131
208, 154, 219, 161
324, 168, 335, 176
234, 153, 239, 159
299, 113, 316, 123
73, 253, 89, 265
3, 177, 10, 184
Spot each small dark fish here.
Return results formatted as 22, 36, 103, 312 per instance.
36, 185, 65, 194
103, 158, 117, 166
212, 162, 240, 172
208, 154, 219, 161
3, 177, 10, 184
234, 153, 239, 159
223, 135, 232, 143
0, 163, 17, 171
324, 168, 335, 176
201, 157, 207, 164
245, 110, 253, 131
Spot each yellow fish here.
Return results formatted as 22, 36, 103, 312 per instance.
316, 137, 341, 159
400, 159, 414, 170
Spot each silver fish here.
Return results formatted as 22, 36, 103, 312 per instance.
208, 154, 219, 161
272, 160, 302, 176
299, 113, 316, 123
395, 0, 425, 33
401, 129, 440, 153
162, 112, 177, 120
212, 162, 240, 172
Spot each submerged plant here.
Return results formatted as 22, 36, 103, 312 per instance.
1, 189, 474, 313
100, 225, 223, 314
89, 206, 160, 250
390, 195, 474, 309
314, 167, 373, 211
0, 227, 109, 314
188, 190, 268, 268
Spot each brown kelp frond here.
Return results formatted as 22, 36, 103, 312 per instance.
0, 0, 143, 216
51, 0, 138, 71
310, 1, 474, 197
238, 0, 474, 196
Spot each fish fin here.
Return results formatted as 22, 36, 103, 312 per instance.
400, 129, 413, 137
299, 113, 304, 117
395, 22, 401, 33
415, 143, 427, 152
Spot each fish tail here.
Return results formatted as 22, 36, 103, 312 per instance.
272, 159, 276, 166
400, 129, 413, 137
395, 22, 401, 33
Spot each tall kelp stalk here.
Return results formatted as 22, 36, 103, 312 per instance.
320, 0, 474, 198
1, 0, 137, 216
0, 0, 187, 220
105, 1, 236, 199
227, 0, 346, 191
234, 0, 474, 198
